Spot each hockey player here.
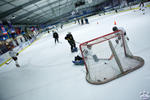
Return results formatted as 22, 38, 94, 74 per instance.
111, 26, 131, 59
112, 26, 129, 42
81, 18, 84, 25
65, 32, 77, 52
74, 52, 83, 61
83, 45, 99, 62
75, 55, 83, 61
60, 24, 63, 29
139, 0, 145, 15
77, 19, 80, 24
84, 17, 89, 24
72, 55, 84, 65
53, 30, 59, 44
8, 46, 20, 67
72, 51, 84, 65
83, 45, 92, 58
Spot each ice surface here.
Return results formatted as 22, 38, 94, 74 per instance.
0, 8, 150, 100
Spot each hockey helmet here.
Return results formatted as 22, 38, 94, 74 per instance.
112, 26, 118, 31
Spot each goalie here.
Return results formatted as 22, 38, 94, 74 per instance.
72, 55, 84, 65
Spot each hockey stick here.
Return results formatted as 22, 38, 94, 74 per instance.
75, 41, 81, 44
5, 59, 12, 65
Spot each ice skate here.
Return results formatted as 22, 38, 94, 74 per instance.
16, 64, 20, 67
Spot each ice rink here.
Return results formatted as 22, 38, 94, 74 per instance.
0, 7, 150, 100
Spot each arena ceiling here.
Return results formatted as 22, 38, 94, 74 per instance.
0, 0, 106, 25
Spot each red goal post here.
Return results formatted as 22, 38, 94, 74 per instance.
79, 30, 144, 84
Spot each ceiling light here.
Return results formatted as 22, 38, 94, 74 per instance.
11, 15, 15, 19
27, 18, 30, 21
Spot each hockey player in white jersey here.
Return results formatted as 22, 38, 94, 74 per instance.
83, 45, 99, 62
112, 26, 129, 42
112, 26, 133, 57
139, 0, 145, 15
8, 46, 20, 67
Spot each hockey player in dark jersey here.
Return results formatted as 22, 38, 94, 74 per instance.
53, 30, 59, 44
65, 32, 77, 52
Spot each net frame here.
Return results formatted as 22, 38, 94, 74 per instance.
79, 30, 144, 84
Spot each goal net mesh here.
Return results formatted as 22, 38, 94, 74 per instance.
79, 30, 144, 84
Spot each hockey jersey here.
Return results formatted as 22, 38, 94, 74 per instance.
9, 49, 17, 57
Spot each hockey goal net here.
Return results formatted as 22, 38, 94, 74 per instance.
79, 30, 144, 84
